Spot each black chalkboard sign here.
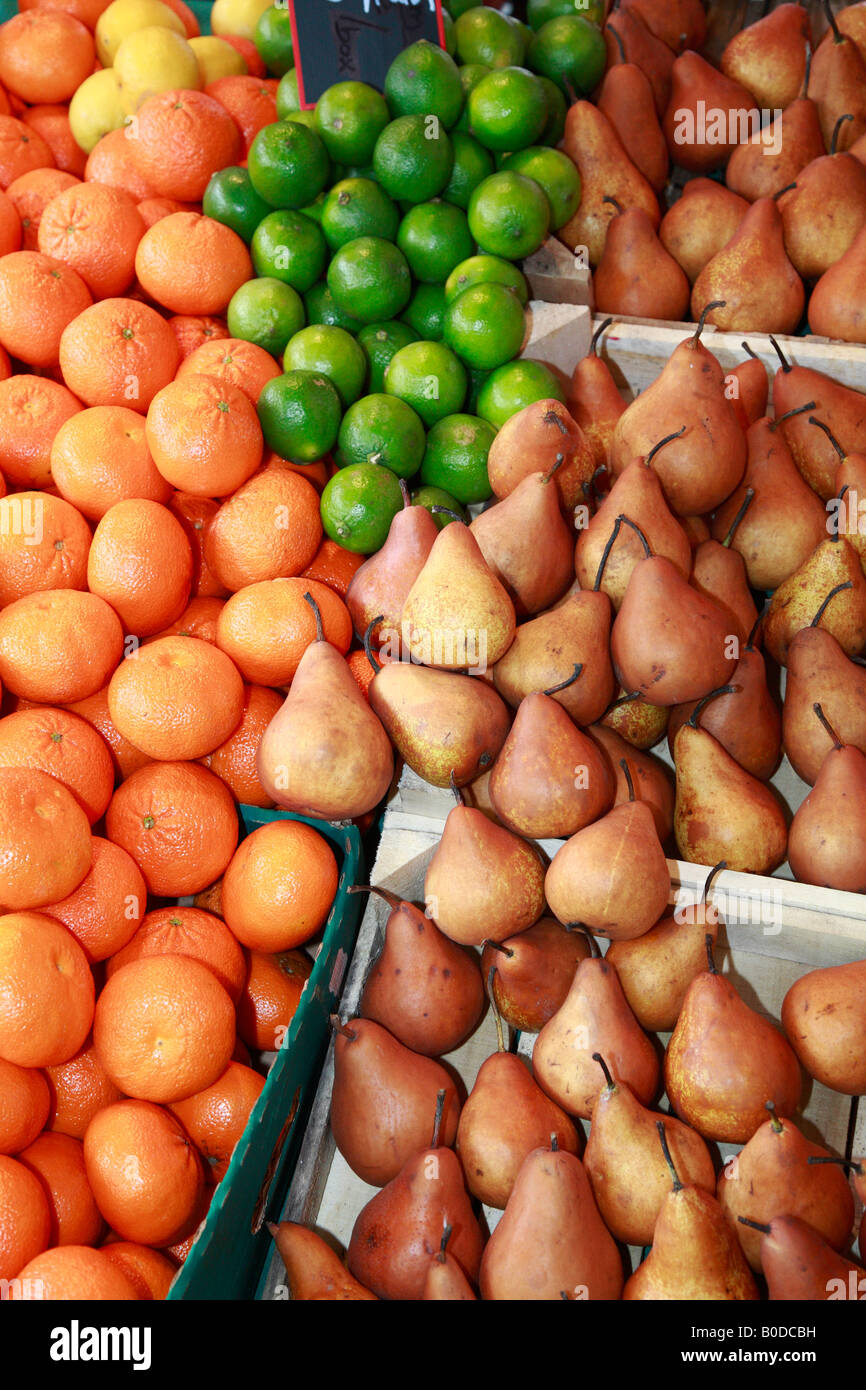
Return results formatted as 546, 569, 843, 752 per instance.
288, 0, 447, 108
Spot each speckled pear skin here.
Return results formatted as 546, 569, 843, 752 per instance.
783, 627, 866, 784
726, 99, 825, 203
558, 101, 660, 268
673, 723, 788, 875
763, 536, 866, 667
788, 744, 866, 892
400, 521, 515, 670
781, 959, 866, 1095
623, 1185, 760, 1301
692, 198, 805, 337
544, 801, 670, 941
423, 804, 546, 947
758, 1215, 864, 1301
720, 2, 810, 111
493, 590, 615, 728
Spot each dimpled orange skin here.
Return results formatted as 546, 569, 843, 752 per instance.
0, 589, 124, 704
0, 706, 115, 825
0, 375, 82, 488
0, 1058, 50, 1154
58, 297, 181, 413
106, 905, 247, 1003
128, 90, 242, 203
87, 499, 194, 637
204, 467, 323, 592
50, 405, 172, 521
168, 1060, 265, 1182
0, 490, 91, 604
11, 1243, 139, 1299
0, 251, 91, 367
135, 212, 253, 316
108, 634, 244, 761
145, 373, 263, 498
0, 768, 93, 913
0, 912, 94, 1067
0, 1154, 51, 1280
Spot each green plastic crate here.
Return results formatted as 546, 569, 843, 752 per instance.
167, 805, 364, 1300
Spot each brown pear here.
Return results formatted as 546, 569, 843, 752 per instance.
256, 593, 393, 819
726, 96, 826, 204
771, 337, 866, 498
839, 1, 866, 64
401, 520, 515, 670
329, 1017, 460, 1187
460, 765, 501, 824
558, 101, 659, 268
533, 955, 660, 1120
603, 6, 674, 117
659, 178, 748, 284
596, 59, 668, 193
594, 204, 690, 321
810, 9, 866, 150
763, 534, 866, 666
479, 1144, 624, 1301
720, 2, 811, 111
663, 50, 759, 174
668, 643, 782, 782
469, 467, 574, 617
727, 351, 770, 431
783, 624, 866, 782
422, 1228, 477, 1300
600, 688, 669, 752
782, 958, 866, 1094
344, 484, 437, 647
268, 1223, 378, 1300
481, 917, 591, 1035
753, 1214, 865, 1300
691, 198, 805, 336
835, 446, 866, 570
357, 887, 485, 1057
810, 222, 866, 345
492, 589, 615, 727
690, 533, 760, 651
618, 0, 706, 56
587, 723, 675, 843
787, 705, 866, 891
778, 139, 866, 282
567, 317, 626, 471
485, 398, 594, 514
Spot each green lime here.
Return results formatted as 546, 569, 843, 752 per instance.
304, 281, 364, 333
283, 324, 367, 409
372, 114, 454, 205
254, 5, 294, 77
314, 81, 390, 166
396, 201, 473, 284
527, 14, 607, 98
411, 485, 468, 528
384, 340, 467, 427
284, 109, 318, 132
454, 6, 527, 67
476, 359, 565, 429
320, 178, 400, 252
500, 146, 581, 229
327, 236, 412, 324
300, 191, 327, 224
443, 8, 456, 55
257, 369, 342, 462
251, 209, 327, 293
401, 282, 446, 341
454, 62, 488, 132
440, 130, 494, 208
336, 393, 426, 478
202, 166, 271, 243
384, 39, 463, 128
357, 320, 420, 393
527, 0, 605, 27
227, 277, 305, 357
444, 253, 529, 305
320, 462, 404, 554
468, 170, 550, 260
247, 121, 330, 210
468, 67, 547, 152
275, 69, 300, 117
333, 163, 376, 181
420, 413, 495, 503
538, 75, 567, 146
443, 283, 526, 371
444, 0, 479, 17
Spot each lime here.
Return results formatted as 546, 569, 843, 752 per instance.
444, 0, 479, 16
327, 236, 412, 325
443, 283, 526, 371
357, 320, 420, 393
320, 177, 400, 252
254, 5, 294, 76
300, 191, 327, 223
320, 462, 404, 554
396, 201, 473, 284
372, 114, 454, 205
384, 340, 467, 427
314, 81, 390, 166
247, 120, 330, 210
442, 8, 456, 56
275, 68, 300, 116
420, 413, 495, 503
304, 281, 364, 333
384, 39, 463, 129
283, 324, 367, 409
527, 0, 605, 27
476, 359, 565, 429
336, 393, 426, 478
202, 165, 271, 243
257, 369, 342, 462
284, 109, 318, 132
468, 67, 547, 152
538, 75, 567, 146
251, 209, 327, 292
227, 276, 305, 357
401, 283, 446, 341
333, 163, 376, 182
468, 170, 550, 260
527, 14, 607, 98
454, 61, 488, 132
411, 485, 468, 528
440, 130, 494, 208
501, 146, 581, 229
445, 253, 529, 305
454, 6, 526, 67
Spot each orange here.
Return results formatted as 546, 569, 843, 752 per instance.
135, 210, 252, 316
58, 296, 181, 412
44, 836, 146, 964
87, 498, 193, 637
0, 251, 91, 368
177, 336, 280, 403
263, 449, 330, 492
0, 910, 94, 1064
193, 876, 223, 915
236, 948, 311, 1052
169, 1060, 263, 1183
101, 1240, 176, 1299
0, 12, 94, 105
219, 34, 265, 78
93, 955, 236, 1103
11, 1242, 138, 1297
0, 115, 55, 189
0, 491, 90, 606
18, 1131, 104, 1247
162, 1181, 210, 1262
50, 404, 171, 520
148, 595, 225, 643
0, 707, 113, 825
221, 819, 338, 953
136, 195, 187, 229
0, 1154, 51, 1280
301, 537, 365, 599
108, 634, 244, 760
169, 312, 229, 360
45, 1038, 123, 1140
168, 492, 228, 598
215, 576, 352, 686
0, 590, 123, 704
159, 0, 200, 38
6, 167, 80, 251
0, 187, 21, 255
0, 377, 81, 488
205, 74, 277, 154
0, 1059, 50, 1155
64, 685, 152, 782
128, 89, 242, 202
105, 759, 238, 895
205, 467, 322, 592
0, 764, 93, 909
106, 905, 246, 1002
202, 682, 282, 808
347, 647, 376, 702
21, 105, 87, 178
85, 127, 159, 202
146, 373, 263, 497
38, 182, 146, 299
19, 0, 113, 29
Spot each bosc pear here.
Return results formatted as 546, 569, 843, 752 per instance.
726, 95, 826, 205
762, 529, 866, 667
771, 336, 866, 498
469, 464, 575, 616
810, 222, 866, 345
567, 317, 627, 471
344, 480, 438, 646
662, 50, 758, 173
787, 703, 866, 891
600, 687, 670, 752
596, 57, 669, 192
659, 178, 748, 284
783, 624, 866, 783
400, 520, 515, 669
777, 119, 866, 281
617, 0, 706, 58
603, 4, 675, 117
422, 1227, 477, 1301
747, 1214, 865, 1300
810, 1, 866, 150
588, 724, 675, 843
268, 1223, 378, 1300
558, 100, 660, 268
691, 197, 805, 337
667, 637, 782, 783
480, 917, 592, 1035
782, 958, 866, 1095
720, 1, 811, 110
594, 203, 690, 321
492, 588, 616, 728
485, 398, 594, 513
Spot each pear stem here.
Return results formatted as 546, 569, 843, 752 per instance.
608, 688, 642, 709
591, 316, 613, 356
566, 922, 599, 956
618, 513, 653, 557
550, 1133, 559, 1153
646, 425, 686, 466
593, 514, 624, 591
602, 194, 623, 215
772, 182, 797, 200
449, 770, 463, 805
431, 1089, 446, 1150
542, 452, 566, 485
483, 938, 515, 958
593, 1052, 615, 1091
544, 408, 569, 436
722, 487, 755, 547
832, 483, 849, 543
347, 884, 401, 909
437, 1221, 452, 1262
831, 113, 854, 155
543, 663, 583, 697
686, 684, 740, 730
770, 400, 816, 430
432, 505, 464, 525
768, 335, 791, 372
330, 1014, 357, 1042
745, 614, 762, 651
807, 1156, 865, 1175
487, 965, 506, 1054
705, 934, 717, 975
741, 341, 758, 360
824, 0, 842, 43
303, 590, 324, 642
702, 860, 727, 905
693, 301, 724, 343
619, 756, 636, 803
608, 21, 626, 62
808, 415, 846, 461
657, 1120, 683, 1192
813, 701, 843, 750
363, 615, 383, 674
399, 477, 411, 510
803, 39, 812, 98
739, 1216, 771, 1233
811, 581, 853, 627
765, 1099, 784, 1133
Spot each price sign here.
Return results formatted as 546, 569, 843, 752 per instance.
287, 0, 448, 108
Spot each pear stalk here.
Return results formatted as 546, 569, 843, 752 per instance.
656, 1120, 683, 1192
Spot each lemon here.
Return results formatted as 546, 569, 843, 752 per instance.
190, 35, 247, 84
210, 0, 272, 41
96, 0, 186, 66
114, 27, 202, 114
69, 68, 126, 153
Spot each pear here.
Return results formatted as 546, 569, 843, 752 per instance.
662, 50, 759, 174
594, 203, 690, 321
777, 124, 866, 281
478, 1143, 624, 1301
268, 1223, 378, 1300
492, 589, 615, 728
356, 886, 484, 1058
747, 1214, 865, 1300
666, 939, 803, 1144
603, 4, 675, 116
771, 335, 866, 499
690, 522, 760, 650
256, 592, 393, 820
600, 687, 669, 752
720, 2, 811, 111
727, 347, 769, 431
788, 704, 866, 890
617, 0, 706, 55
782, 958, 866, 1095
400, 520, 515, 671
839, 2, 866, 64
835, 444, 866, 570
810, 222, 866, 345
763, 532, 866, 667
717, 1105, 855, 1272
460, 765, 501, 824
596, 58, 668, 192
585, 1054, 716, 1248
480, 916, 591, 1035
422, 1225, 477, 1300
567, 317, 626, 472
533, 955, 660, 1119
667, 640, 782, 782
558, 100, 660, 269
659, 178, 748, 284
344, 480, 437, 647
588, 724, 675, 842
329, 1017, 461, 1187
726, 96, 827, 203
783, 625, 866, 782
485, 398, 594, 514
469, 465, 575, 617
691, 198, 805, 337
810, 3, 866, 150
